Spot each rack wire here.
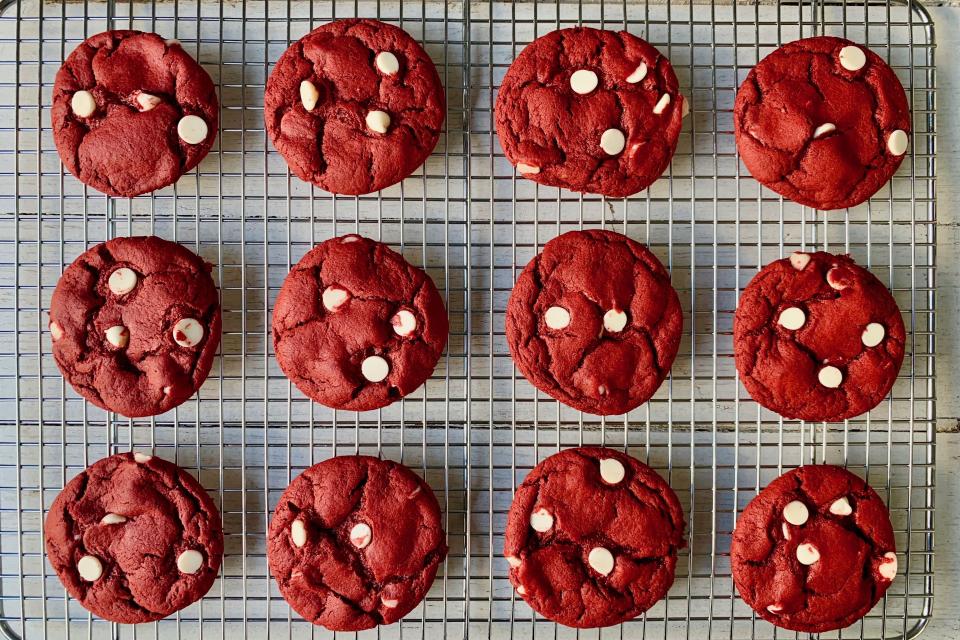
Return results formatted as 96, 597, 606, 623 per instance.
0, 0, 936, 638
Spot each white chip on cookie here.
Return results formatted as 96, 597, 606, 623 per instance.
839, 45, 867, 71
818, 365, 843, 389
599, 458, 626, 485
796, 542, 821, 565
862, 322, 885, 348
887, 130, 908, 156
100, 513, 127, 524
516, 162, 540, 175
600, 128, 626, 156
653, 93, 671, 115
588, 547, 615, 576
361, 355, 390, 383
789, 252, 811, 270
173, 318, 204, 347
782, 522, 791, 540
813, 123, 836, 139
177, 115, 208, 144
300, 80, 320, 111
544, 306, 570, 330
50, 321, 63, 341
322, 286, 349, 312
829, 496, 853, 516
71, 90, 96, 118
376, 51, 400, 76
767, 603, 783, 613
777, 307, 806, 331
625, 62, 648, 84
105, 325, 129, 348
350, 522, 372, 548
783, 500, 809, 526
507, 555, 522, 568
108, 267, 138, 295
366, 110, 391, 134
826, 267, 848, 290
529, 507, 553, 532
878, 551, 897, 581
602, 308, 628, 333
570, 69, 599, 95
291, 519, 307, 547
77, 554, 103, 581
177, 549, 204, 574
391, 309, 417, 337
135, 91, 162, 112
133, 452, 152, 463
381, 597, 400, 608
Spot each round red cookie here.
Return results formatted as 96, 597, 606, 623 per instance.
504, 447, 686, 628
52, 30, 218, 198
734, 36, 910, 210
45, 452, 224, 623
734, 251, 904, 421
50, 236, 222, 418
731, 465, 897, 633
495, 27, 684, 198
506, 229, 682, 415
273, 234, 448, 411
264, 19, 445, 195
267, 455, 447, 631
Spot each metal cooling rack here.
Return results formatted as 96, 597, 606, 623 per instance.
0, 0, 936, 638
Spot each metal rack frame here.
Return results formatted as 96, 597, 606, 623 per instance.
0, 0, 936, 638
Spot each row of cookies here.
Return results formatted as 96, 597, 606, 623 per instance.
53, 23, 910, 210
46, 448, 898, 633
49, 232, 904, 423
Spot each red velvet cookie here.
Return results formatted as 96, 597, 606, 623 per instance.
731, 465, 897, 633
506, 230, 682, 415
273, 234, 448, 411
734, 36, 910, 210
267, 455, 447, 631
50, 236, 221, 418
45, 452, 224, 624
734, 251, 904, 421
495, 27, 684, 198
264, 19, 445, 195
504, 447, 686, 628
52, 30, 218, 198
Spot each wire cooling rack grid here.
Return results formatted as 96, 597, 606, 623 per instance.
0, 0, 936, 638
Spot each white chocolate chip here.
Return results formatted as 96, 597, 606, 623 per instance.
796, 542, 821, 565
135, 91, 161, 112
177, 115, 208, 145
599, 458, 626, 485
767, 603, 783, 614
529, 507, 553, 532
50, 321, 63, 341
516, 162, 540, 175
165, 38, 181, 47
341, 235, 360, 243
173, 318, 204, 348
570, 69, 599, 95
826, 268, 847, 291
71, 90, 96, 118
599, 128, 626, 156
603, 309, 628, 333
818, 365, 843, 389
597, 384, 607, 396
177, 549, 204, 574
778, 307, 806, 331
391, 309, 417, 337
783, 500, 809, 526
681, 94, 690, 118
587, 547, 615, 576
653, 93, 671, 115
300, 80, 319, 111
100, 513, 127, 525
516, 585, 526, 595
862, 322, 885, 348
322, 286, 350, 312
839, 45, 867, 72
375, 51, 400, 76
813, 123, 836, 139
782, 522, 791, 540
790, 252, 811, 270
381, 597, 399, 608
507, 555, 522, 568
366, 110, 391, 134
162, 386, 172, 395
105, 325, 129, 348
887, 129, 908, 156
625, 62, 647, 83
361, 355, 390, 383
878, 551, 897, 581
133, 452, 152, 463
829, 496, 853, 516
350, 522, 372, 549
77, 555, 103, 581
108, 267, 137, 295
544, 306, 570, 330
291, 519, 307, 547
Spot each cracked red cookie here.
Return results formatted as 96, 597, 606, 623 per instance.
734, 36, 910, 210
731, 465, 897, 633
734, 251, 904, 421
273, 234, 448, 411
268, 455, 447, 631
504, 447, 686, 628
495, 27, 684, 198
50, 236, 221, 418
264, 18, 445, 195
506, 230, 682, 415
45, 452, 224, 623
52, 30, 218, 198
